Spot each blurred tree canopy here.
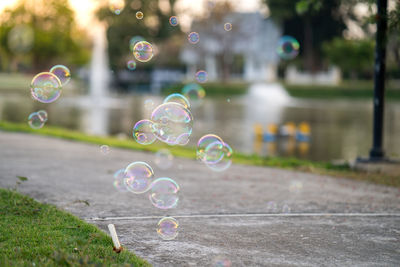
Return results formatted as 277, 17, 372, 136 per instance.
96, 0, 183, 71
0, 0, 90, 73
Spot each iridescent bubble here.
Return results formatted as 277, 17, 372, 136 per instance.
133, 41, 154, 62
224, 23, 232, 31
149, 177, 179, 209
113, 169, 129, 192
37, 110, 48, 122
133, 119, 156, 145
188, 32, 200, 44
124, 161, 154, 194
136, 11, 144, 19
163, 93, 190, 109
154, 149, 174, 170
157, 217, 179, 240
144, 99, 155, 110
169, 16, 179, 26
212, 257, 232, 267
126, 60, 137, 70
282, 204, 291, 213
129, 36, 145, 52
7, 25, 34, 53
109, 0, 125, 15
197, 134, 224, 162
28, 112, 45, 129
30, 72, 62, 103
50, 65, 71, 86
195, 70, 208, 83
182, 83, 206, 105
151, 103, 193, 146
204, 141, 233, 172
277, 36, 300, 60
100, 145, 110, 155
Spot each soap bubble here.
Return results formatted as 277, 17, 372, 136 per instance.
224, 23, 232, 31
100, 145, 110, 155
113, 169, 129, 192
129, 36, 145, 51
197, 134, 224, 162
182, 83, 205, 105
144, 99, 155, 110
136, 11, 144, 19
169, 16, 179, 26
282, 204, 291, 213
109, 0, 125, 14
163, 93, 190, 109
126, 60, 137, 70
50, 65, 71, 86
204, 141, 233, 172
195, 70, 208, 83
37, 110, 48, 122
7, 25, 34, 53
151, 103, 193, 146
133, 119, 156, 145
30, 72, 62, 103
133, 41, 154, 62
124, 161, 154, 194
277, 36, 300, 60
149, 177, 179, 209
28, 112, 45, 129
157, 217, 179, 240
154, 149, 174, 170
212, 257, 232, 267
188, 32, 200, 44
266, 201, 278, 212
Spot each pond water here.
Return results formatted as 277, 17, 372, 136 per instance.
1, 83, 399, 162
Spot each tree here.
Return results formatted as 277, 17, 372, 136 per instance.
0, 0, 90, 72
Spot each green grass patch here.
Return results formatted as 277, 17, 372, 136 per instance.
0, 187, 150, 266
285, 80, 400, 100
163, 82, 249, 97
1, 120, 399, 188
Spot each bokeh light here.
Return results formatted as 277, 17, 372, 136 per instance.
224, 23, 232, 31
136, 11, 144, 19
169, 16, 179, 26
277, 36, 300, 60
195, 70, 208, 83
188, 32, 200, 44
126, 60, 137, 70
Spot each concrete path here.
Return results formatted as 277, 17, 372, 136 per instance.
1, 131, 399, 266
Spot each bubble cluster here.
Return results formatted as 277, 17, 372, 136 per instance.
154, 149, 174, 170
28, 112, 46, 129
109, 0, 125, 15
100, 145, 110, 155
30, 72, 62, 103
129, 36, 145, 52
124, 162, 154, 194
157, 217, 179, 240
277, 36, 300, 60
133, 41, 154, 62
133, 119, 156, 145
149, 177, 180, 209
151, 103, 193, 146
188, 32, 200, 44
136, 11, 144, 19
195, 70, 208, 83
113, 169, 129, 192
182, 83, 205, 105
50, 65, 71, 86
197, 134, 233, 172
224, 23, 232, 31
169, 16, 179, 26
163, 93, 190, 109
127, 60, 137, 70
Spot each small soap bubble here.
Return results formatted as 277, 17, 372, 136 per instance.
277, 36, 300, 60
169, 16, 179, 26
144, 99, 155, 110
126, 60, 137, 70
154, 149, 174, 170
124, 161, 154, 194
136, 11, 144, 19
157, 217, 179, 240
163, 93, 190, 109
266, 201, 278, 212
195, 70, 208, 83
100, 145, 110, 155
188, 32, 200, 44
50, 65, 71, 86
224, 23, 232, 31
109, 0, 125, 15
129, 36, 145, 52
182, 83, 205, 106
28, 112, 45, 129
133, 41, 154, 62
282, 204, 291, 213
113, 169, 129, 192
212, 256, 232, 267
37, 110, 48, 122
133, 119, 156, 145
148, 177, 179, 209
30, 72, 62, 103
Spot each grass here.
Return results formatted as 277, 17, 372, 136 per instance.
1, 120, 399, 188
163, 82, 249, 97
0, 187, 150, 266
285, 80, 400, 99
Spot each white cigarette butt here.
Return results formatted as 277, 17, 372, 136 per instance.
108, 224, 121, 249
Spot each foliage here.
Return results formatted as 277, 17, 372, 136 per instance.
0, 187, 150, 266
0, 0, 90, 72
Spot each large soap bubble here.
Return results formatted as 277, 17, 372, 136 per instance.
157, 217, 179, 240
197, 134, 224, 162
148, 177, 179, 209
151, 103, 193, 146
50, 65, 71, 86
124, 161, 154, 194
133, 119, 156, 145
30, 72, 62, 103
